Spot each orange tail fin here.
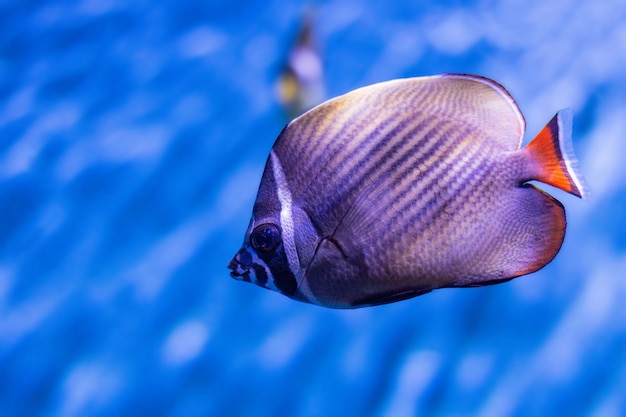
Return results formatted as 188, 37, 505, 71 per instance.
524, 109, 589, 199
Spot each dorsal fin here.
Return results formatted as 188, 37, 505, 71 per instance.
436, 74, 526, 151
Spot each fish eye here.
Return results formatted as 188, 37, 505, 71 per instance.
250, 223, 281, 252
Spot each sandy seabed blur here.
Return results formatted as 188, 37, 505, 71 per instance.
0, 1, 625, 416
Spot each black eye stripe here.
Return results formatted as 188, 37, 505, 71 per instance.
251, 264, 268, 287
256, 245, 298, 296
274, 268, 297, 296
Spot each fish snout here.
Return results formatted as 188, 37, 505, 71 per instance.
228, 251, 250, 279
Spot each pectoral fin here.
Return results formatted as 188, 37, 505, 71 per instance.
303, 237, 364, 308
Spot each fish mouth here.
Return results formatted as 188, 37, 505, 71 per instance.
228, 256, 250, 279
229, 269, 250, 278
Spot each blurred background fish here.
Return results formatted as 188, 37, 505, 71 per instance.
275, 11, 326, 118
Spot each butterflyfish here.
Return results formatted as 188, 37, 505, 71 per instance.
228, 74, 588, 309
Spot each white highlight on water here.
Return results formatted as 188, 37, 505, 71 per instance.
162, 320, 210, 366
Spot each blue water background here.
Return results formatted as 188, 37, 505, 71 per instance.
1, 0, 625, 416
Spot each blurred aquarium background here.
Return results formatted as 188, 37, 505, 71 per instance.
1, 0, 625, 416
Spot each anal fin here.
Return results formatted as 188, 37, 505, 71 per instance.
454, 183, 567, 287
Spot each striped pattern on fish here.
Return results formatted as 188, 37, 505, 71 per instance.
229, 73, 588, 308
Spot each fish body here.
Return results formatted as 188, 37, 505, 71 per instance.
229, 74, 588, 309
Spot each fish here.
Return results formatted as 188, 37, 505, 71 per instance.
228, 73, 588, 309
275, 12, 325, 118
